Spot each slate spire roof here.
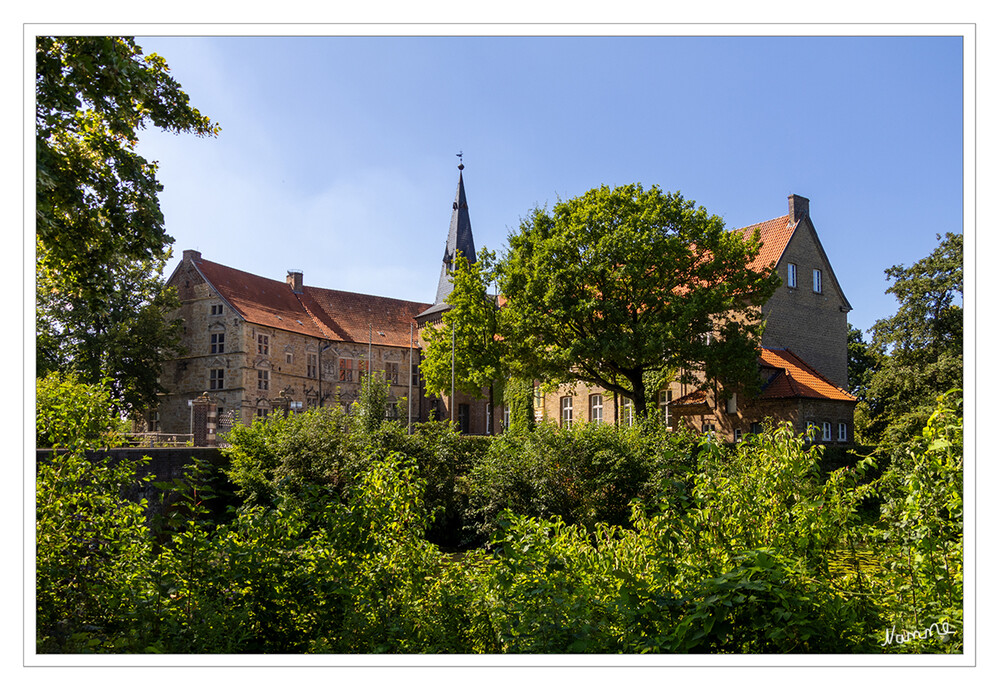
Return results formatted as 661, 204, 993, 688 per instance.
428, 163, 476, 311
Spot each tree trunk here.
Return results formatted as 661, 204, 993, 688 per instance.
631, 373, 647, 418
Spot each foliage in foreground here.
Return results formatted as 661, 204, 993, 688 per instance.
36, 382, 963, 654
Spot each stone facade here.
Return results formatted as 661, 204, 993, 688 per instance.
153, 250, 427, 434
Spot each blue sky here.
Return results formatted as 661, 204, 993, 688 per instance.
132, 33, 966, 335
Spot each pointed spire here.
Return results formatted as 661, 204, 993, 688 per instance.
432, 159, 476, 305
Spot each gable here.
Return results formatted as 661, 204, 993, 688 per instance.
778, 217, 851, 311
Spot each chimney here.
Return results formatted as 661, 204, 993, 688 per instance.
183, 249, 202, 263
286, 269, 303, 294
788, 194, 810, 222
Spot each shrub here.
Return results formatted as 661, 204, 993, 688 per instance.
36, 372, 127, 450
464, 419, 698, 536
36, 452, 156, 652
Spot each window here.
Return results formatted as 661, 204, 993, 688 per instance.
209, 368, 224, 390
256, 404, 269, 419
822, 421, 832, 442
149, 410, 160, 432
338, 358, 353, 382
589, 394, 603, 424
560, 396, 573, 428
211, 304, 224, 316
813, 268, 822, 294
750, 422, 764, 435
385, 362, 399, 385
621, 398, 634, 427
838, 422, 848, 442
358, 360, 369, 380
286, 352, 293, 364
503, 406, 511, 431
257, 334, 269, 355
458, 403, 471, 434
210, 333, 225, 354
411, 363, 420, 388
726, 393, 737, 414
659, 390, 673, 427
805, 423, 818, 442
258, 369, 269, 391
702, 422, 715, 434
734, 428, 742, 442
307, 353, 318, 378
787, 262, 797, 288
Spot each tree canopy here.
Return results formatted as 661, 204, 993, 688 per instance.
854, 232, 963, 446
36, 36, 219, 412
495, 184, 779, 417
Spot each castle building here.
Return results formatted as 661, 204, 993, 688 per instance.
150, 164, 854, 444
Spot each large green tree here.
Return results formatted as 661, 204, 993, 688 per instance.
855, 232, 963, 446
35, 36, 219, 412
496, 184, 779, 417
420, 250, 507, 427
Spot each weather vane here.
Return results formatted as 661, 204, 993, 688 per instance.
456, 150, 464, 169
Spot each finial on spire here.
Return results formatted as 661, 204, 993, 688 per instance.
456, 150, 464, 170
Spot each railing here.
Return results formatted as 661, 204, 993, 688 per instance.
123, 432, 195, 448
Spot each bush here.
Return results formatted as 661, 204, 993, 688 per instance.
873, 390, 963, 652
36, 372, 127, 450
36, 452, 157, 652
464, 419, 698, 536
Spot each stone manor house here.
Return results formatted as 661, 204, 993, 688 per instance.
149, 166, 856, 444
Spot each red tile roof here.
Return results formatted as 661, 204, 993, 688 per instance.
757, 347, 855, 402
668, 347, 855, 409
193, 257, 430, 347
732, 214, 798, 274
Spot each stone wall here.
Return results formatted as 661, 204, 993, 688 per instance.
36, 447, 233, 520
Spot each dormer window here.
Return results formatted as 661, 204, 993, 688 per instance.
813, 269, 822, 294
787, 262, 797, 288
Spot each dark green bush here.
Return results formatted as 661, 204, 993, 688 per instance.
464, 418, 699, 536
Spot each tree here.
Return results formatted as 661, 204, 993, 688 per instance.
36, 36, 219, 412
847, 323, 878, 399
420, 250, 505, 403
496, 184, 779, 417
856, 233, 963, 446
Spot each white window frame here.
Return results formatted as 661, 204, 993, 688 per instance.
822, 421, 832, 441
622, 398, 634, 427
813, 268, 823, 294
589, 394, 603, 424
838, 422, 848, 442
787, 262, 797, 288
560, 396, 573, 428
